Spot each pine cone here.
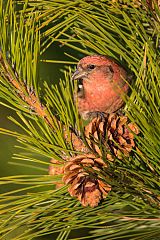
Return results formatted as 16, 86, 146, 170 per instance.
107, 113, 139, 158
85, 116, 107, 155
85, 113, 139, 159
63, 154, 111, 207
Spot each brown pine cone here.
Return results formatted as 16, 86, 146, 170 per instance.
107, 113, 139, 158
85, 113, 139, 159
85, 116, 107, 155
63, 154, 111, 207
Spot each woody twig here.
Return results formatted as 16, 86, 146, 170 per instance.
0, 52, 56, 128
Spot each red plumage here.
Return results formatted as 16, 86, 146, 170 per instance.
72, 55, 129, 119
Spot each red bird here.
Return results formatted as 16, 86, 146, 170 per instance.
72, 55, 129, 119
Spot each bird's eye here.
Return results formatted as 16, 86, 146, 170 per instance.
88, 64, 95, 70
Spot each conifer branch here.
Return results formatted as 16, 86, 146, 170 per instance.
0, 52, 56, 128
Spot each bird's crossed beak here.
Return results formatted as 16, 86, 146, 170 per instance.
72, 68, 88, 98
71, 68, 88, 81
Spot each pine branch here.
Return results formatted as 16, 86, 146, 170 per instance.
0, 179, 159, 240
0, 53, 55, 127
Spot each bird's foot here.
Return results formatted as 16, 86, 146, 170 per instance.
86, 111, 108, 120
115, 108, 125, 116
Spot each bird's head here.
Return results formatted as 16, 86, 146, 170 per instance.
72, 55, 127, 98
72, 55, 129, 119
